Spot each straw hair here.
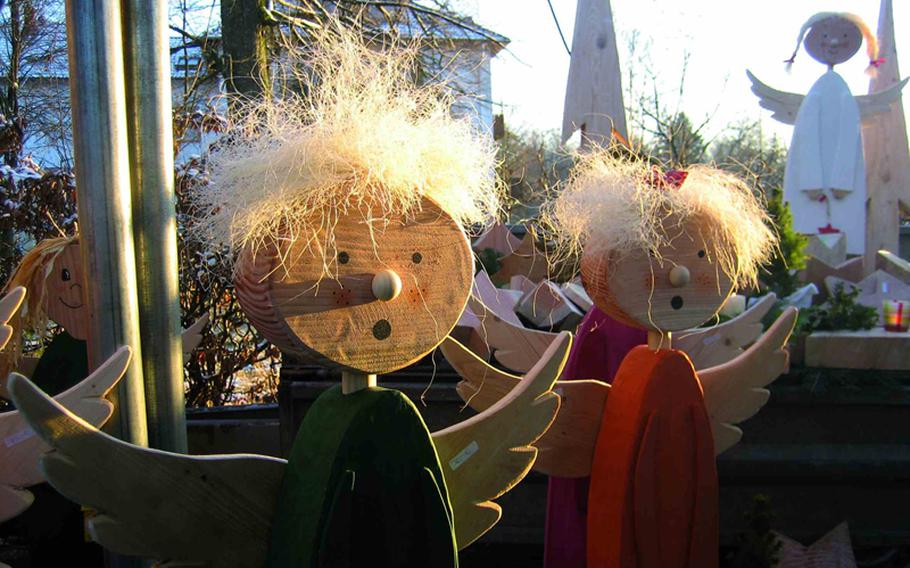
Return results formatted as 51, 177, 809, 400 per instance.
1, 234, 78, 373
546, 152, 777, 289
190, 24, 500, 275
784, 12, 879, 75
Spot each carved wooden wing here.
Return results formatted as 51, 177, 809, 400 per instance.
746, 70, 804, 125
856, 77, 909, 119
8, 357, 286, 568
432, 332, 569, 549
0, 287, 25, 352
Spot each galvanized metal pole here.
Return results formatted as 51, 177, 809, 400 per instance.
65, 0, 148, 447
121, 0, 187, 453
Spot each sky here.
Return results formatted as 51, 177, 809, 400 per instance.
453, 0, 910, 145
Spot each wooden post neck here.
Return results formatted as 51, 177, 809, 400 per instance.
647, 330, 672, 351
341, 372, 377, 394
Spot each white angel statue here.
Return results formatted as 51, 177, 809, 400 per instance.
748, 12, 907, 255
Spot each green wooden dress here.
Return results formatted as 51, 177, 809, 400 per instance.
266, 385, 458, 568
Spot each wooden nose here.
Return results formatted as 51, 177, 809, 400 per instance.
668, 265, 690, 288
372, 269, 402, 302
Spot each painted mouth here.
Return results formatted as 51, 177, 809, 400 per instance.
670, 296, 684, 310
59, 298, 83, 310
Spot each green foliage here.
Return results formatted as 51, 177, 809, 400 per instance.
727, 495, 782, 568
761, 189, 808, 298
476, 247, 502, 277
797, 283, 879, 334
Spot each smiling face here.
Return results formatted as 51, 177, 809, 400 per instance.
235, 198, 474, 375
804, 16, 862, 66
44, 243, 89, 340
580, 215, 734, 332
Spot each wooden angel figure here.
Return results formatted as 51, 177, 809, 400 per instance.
5, 26, 569, 567
1, 235, 207, 397
446, 155, 798, 568
748, 12, 908, 255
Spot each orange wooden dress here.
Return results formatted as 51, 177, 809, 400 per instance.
586, 345, 718, 568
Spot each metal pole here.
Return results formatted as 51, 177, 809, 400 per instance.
120, 0, 187, 453
65, 0, 148, 447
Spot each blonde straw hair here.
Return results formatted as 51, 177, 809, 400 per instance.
190, 23, 501, 275
546, 152, 777, 289
1, 234, 78, 373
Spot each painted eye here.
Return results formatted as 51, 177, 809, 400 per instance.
412, 252, 422, 264
697, 250, 706, 259
337, 252, 350, 265
62, 268, 71, 281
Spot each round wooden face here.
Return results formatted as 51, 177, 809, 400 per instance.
804, 16, 862, 66
235, 199, 473, 375
580, 216, 734, 332
44, 243, 89, 340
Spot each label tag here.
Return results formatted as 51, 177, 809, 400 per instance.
449, 440, 479, 471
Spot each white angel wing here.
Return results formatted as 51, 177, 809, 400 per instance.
675, 294, 778, 369
181, 313, 210, 359
857, 77, 909, 119
0, 287, 25, 351
0, 346, 130, 522
442, 334, 605, 479
699, 307, 798, 455
746, 70, 804, 125
8, 361, 286, 567
433, 332, 569, 549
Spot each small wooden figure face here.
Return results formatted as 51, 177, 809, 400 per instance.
236, 198, 474, 375
580, 215, 734, 332
804, 16, 862, 66
44, 243, 89, 341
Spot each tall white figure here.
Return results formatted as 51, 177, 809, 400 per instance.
748, 12, 907, 255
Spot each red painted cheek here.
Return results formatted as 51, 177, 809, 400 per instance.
695, 273, 714, 287
642, 272, 655, 289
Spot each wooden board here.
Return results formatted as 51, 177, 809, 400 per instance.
473, 270, 523, 326
805, 233, 847, 267
515, 281, 584, 330
876, 250, 910, 283
806, 328, 910, 370
509, 275, 536, 296
0, 287, 26, 353
489, 234, 549, 287
433, 333, 568, 548
8, 367, 286, 567
0, 347, 131, 522
235, 199, 473, 374
469, 300, 559, 374
674, 293, 777, 369
800, 256, 864, 299
561, 281, 594, 312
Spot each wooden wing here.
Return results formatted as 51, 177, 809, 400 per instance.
698, 307, 798, 455
432, 332, 569, 549
443, 336, 609, 479
469, 299, 558, 374
857, 78, 909, 119
0, 346, 130, 522
675, 294, 777, 369
746, 70, 804, 125
8, 364, 286, 567
181, 313, 210, 358
0, 286, 25, 351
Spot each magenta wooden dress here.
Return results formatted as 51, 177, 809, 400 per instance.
543, 307, 646, 568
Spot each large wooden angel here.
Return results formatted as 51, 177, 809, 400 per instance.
748, 12, 908, 254
6, 27, 568, 567
448, 156, 797, 568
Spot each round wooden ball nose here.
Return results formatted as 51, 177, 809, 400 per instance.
668, 265, 690, 288
372, 269, 403, 302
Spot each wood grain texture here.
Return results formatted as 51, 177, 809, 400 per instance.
876, 250, 910, 283
801, 256, 864, 298
472, 222, 521, 257
489, 233, 549, 287
44, 243, 89, 341
698, 307, 797, 455
806, 327, 910, 370
581, 217, 735, 332
473, 270, 523, 326
8, 368, 286, 567
433, 332, 569, 549
674, 293, 778, 369
0, 287, 25, 352
515, 281, 584, 330
805, 234, 847, 267
443, 335, 609, 479
468, 299, 558, 374
235, 199, 473, 374
0, 346, 130, 522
